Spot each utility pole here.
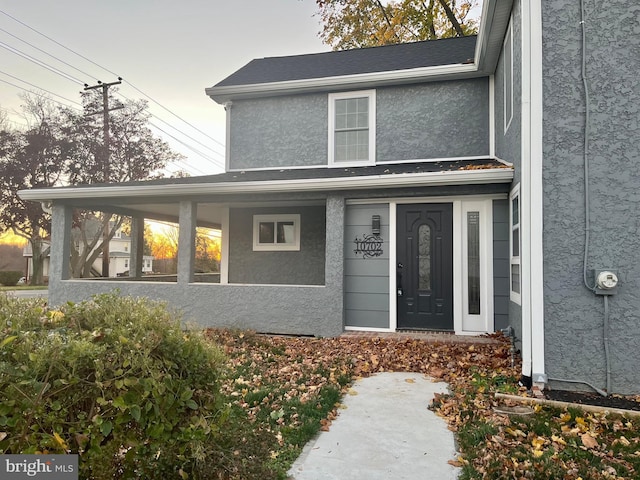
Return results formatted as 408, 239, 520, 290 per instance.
84, 78, 123, 278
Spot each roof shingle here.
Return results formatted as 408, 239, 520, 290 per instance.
213, 36, 477, 87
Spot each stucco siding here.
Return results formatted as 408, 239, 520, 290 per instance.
229, 79, 490, 171
494, 0, 523, 342
229, 94, 328, 170
494, 0, 522, 182
376, 78, 490, 161
542, 0, 640, 393
228, 205, 326, 285
344, 204, 390, 329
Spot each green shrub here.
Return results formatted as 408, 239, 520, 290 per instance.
0, 292, 228, 479
0, 271, 23, 286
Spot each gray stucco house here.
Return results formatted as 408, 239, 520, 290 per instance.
20, 0, 640, 394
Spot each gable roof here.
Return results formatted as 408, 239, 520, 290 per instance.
206, 1, 515, 103
214, 36, 477, 87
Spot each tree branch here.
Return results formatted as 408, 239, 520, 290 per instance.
437, 0, 464, 36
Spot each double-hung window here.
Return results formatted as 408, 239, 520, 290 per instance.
253, 214, 300, 251
510, 185, 521, 303
328, 90, 376, 166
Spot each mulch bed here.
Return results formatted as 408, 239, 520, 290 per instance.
545, 389, 640, 412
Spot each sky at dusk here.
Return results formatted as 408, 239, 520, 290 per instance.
0, 0, 327, 176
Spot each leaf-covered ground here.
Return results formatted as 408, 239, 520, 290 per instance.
207, 330, 640, 480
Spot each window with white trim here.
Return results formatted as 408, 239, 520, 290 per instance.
503, 17, 514, 133
253, 214, 301, 251
510, 185, 521, 303
328, 90, 376, 166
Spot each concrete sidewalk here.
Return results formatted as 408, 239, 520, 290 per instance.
288, 372, 460, 480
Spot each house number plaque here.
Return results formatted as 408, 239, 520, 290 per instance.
353, 234, 384, 259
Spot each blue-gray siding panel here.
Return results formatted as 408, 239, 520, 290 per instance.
345, 310, 389, 329
344, 204, 390, 329
542, 0, 640, 393
345, 275, 388, 294
345, 292, 390, 312
493, 199, 510, 331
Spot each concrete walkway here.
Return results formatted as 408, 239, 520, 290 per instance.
288, 372, 460, 480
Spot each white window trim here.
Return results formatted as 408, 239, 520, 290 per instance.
328, 89, 376, 167
510, 184, 521, 304
253, 214, 301, 251
503, 16, 514, 133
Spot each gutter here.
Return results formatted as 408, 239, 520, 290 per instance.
206, 63, 479, 103
18, 168, 513, 202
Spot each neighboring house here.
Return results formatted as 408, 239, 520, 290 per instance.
23, 227, 153, 280
19, 0, 640, 394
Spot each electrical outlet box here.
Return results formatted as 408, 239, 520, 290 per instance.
591, 269, 619, 295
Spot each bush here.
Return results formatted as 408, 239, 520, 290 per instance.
0, 292, 228, 479
0, 271, 23, 286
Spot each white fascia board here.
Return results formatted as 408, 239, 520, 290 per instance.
206, 63, 479, 103
18, 168, 513, 202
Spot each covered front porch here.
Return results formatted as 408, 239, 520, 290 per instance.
46, 193, 347, 337
19, 160, 513, 337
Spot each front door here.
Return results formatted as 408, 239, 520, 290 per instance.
397, 203, 453, 331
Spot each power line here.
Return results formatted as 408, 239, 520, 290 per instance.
0, 9, 225, 173
122, 81, 226, 149
115, 90, 225, 163
0, 69, 82, 107
0, 9, 225, 154
148, 121, 224, 169
0, 76, 82, 111
0, 25, 94, 80
0, 40, 84, 84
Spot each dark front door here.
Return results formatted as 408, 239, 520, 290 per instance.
397, 203, 453, 331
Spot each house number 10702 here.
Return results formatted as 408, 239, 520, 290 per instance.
353, 234, 384, 258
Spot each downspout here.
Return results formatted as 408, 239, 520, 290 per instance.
529, 0, 546, 389
520, 0, 545, 389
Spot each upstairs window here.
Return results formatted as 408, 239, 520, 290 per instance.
328, 90, 376, 166
253, 214, 300, 251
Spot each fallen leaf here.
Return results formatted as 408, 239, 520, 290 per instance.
405, 378, 416, 384
581, 433, 599, 449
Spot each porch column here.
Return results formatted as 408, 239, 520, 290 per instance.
177, 201, 196, 284
325, 195, 345, 332
50, 203, 72, 281
129, 216, 145, 277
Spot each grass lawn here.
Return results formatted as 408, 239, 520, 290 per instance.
208, 330, 640, 480
1, 293, 637, 479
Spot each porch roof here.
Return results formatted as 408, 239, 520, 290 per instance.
19, 159, 513, 228
20, 159, 512, 199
